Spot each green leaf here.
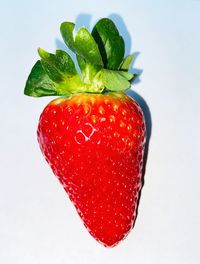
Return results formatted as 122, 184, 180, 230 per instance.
117, 71, 134, 80
75, 28, 103, 66
120, 54, 134, 70
76, 55, 103, 93
60, 22, 76, 52
76, 54, 102, 83
101, 69, 131, 91
38, 48, 64, 83
38, 48, 82, 86
55, 50, 78, 76
24, 60, 58, 97
60, 22, 103, 66
38, 48, 80, 84
40, 60, 63, 82
76, 54, 86, 73
24, 57, 85, 97
92, 18, 125, 70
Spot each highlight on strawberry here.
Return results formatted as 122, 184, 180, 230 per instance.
24, 18, 146, 247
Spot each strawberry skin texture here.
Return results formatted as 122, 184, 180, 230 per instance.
37, 92, 146, 247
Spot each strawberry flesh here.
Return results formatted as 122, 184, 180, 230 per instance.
37, 92, 146, 247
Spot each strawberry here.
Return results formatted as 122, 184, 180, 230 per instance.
25, 18, 146, 247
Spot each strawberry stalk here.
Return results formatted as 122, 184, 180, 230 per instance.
24, 18, 136, 97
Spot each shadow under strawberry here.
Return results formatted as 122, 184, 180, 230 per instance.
126, 89, 152, 231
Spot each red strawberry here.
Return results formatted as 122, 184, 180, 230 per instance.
24, 18, 147, 247
37, 93, 146, 247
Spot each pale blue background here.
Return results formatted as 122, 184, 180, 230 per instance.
0, 0, 200, 263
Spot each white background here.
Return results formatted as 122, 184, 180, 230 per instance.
1, 0, 200, 263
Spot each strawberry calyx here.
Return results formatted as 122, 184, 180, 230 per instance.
24, 18, 137, 97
